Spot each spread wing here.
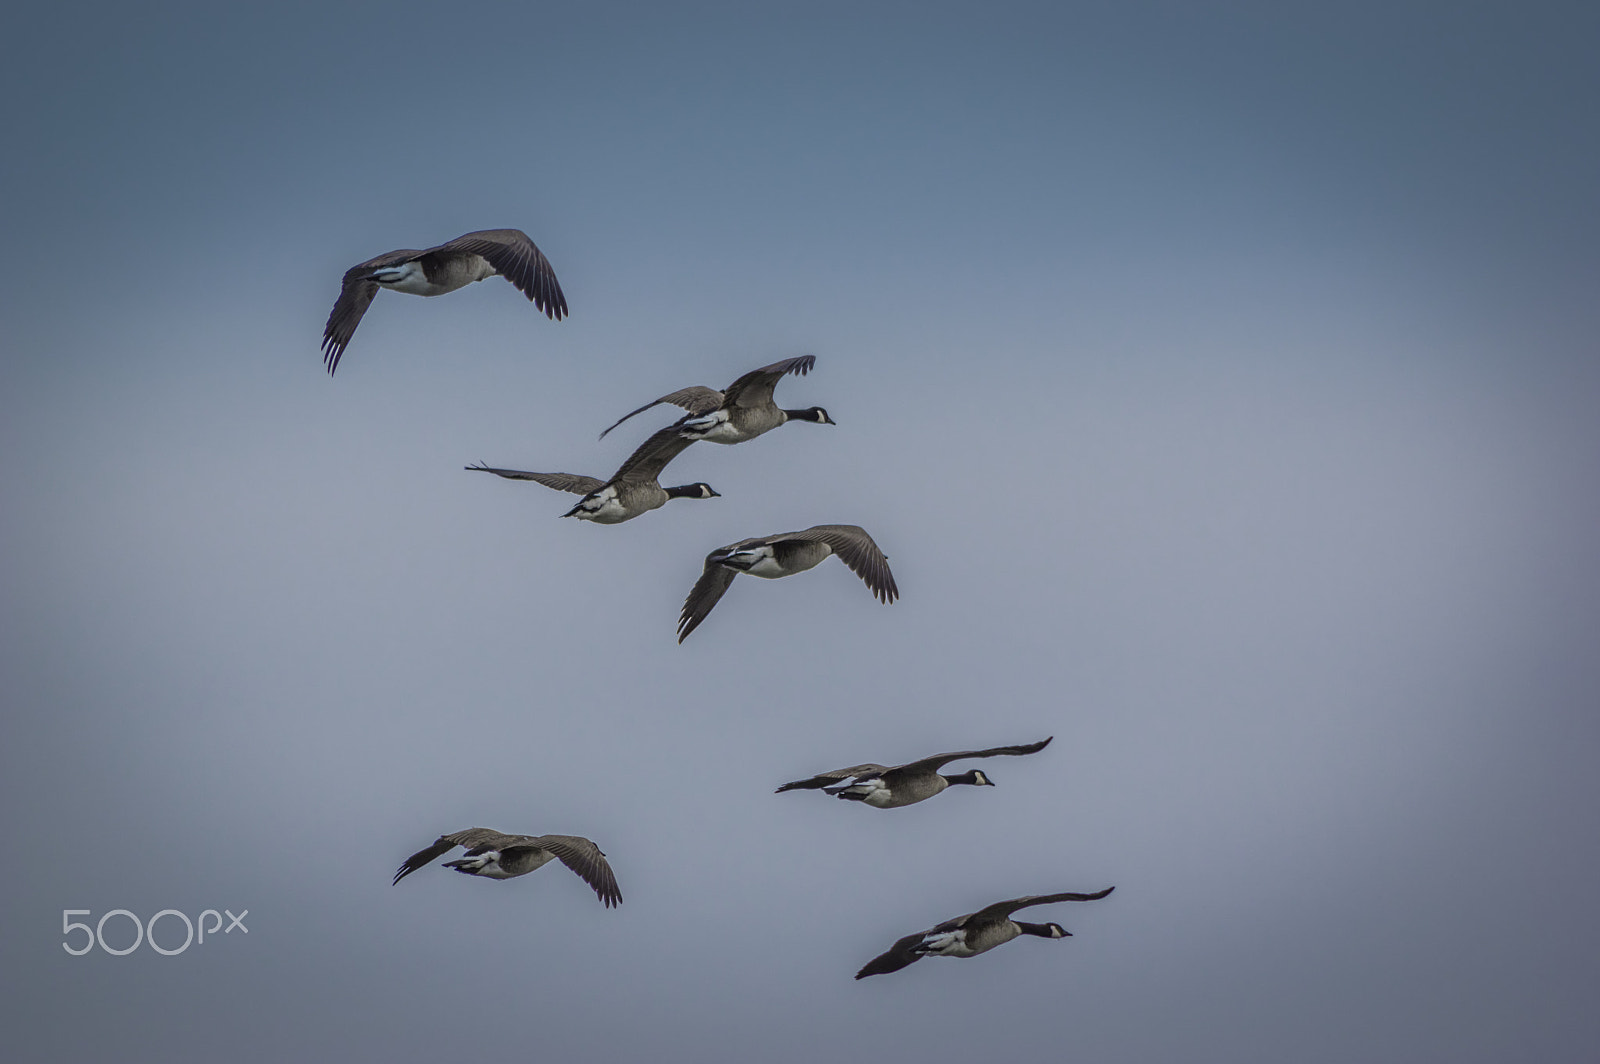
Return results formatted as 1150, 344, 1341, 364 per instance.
321, 248, 419, 375
969, 888, 1116, 923
597, 386, 726, 440
855, 931, 928, 979
466, 464, 605, 495
787, 525, 898, 603
392, 827, 515, 885
776, 764, 890, 793
610, 426, 698, 484
895, 737, 1054, 775
722, 355, 816, 409
434, 229, 567, 320
521, 834, 623, 908
677, 544, 754, 643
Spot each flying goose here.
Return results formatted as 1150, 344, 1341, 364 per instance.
777, 737, 1053, 808
468, 425, 719, 524
392, 828, 622, 907
855, 888, 1115, 979
598, 355, 834, 444
677, 524, 897, 642
321, 228, 567, 374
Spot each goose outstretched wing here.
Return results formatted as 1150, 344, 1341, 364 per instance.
434, 229, 567, 320
393, 827, 520, 885
722, 355, 816, 408
598, 386, 726, 441
466, 464, 605, 495
896, 737, 1054, 776
518, 834, 623, 908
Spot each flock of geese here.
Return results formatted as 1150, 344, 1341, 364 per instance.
324, 227, 1114, 979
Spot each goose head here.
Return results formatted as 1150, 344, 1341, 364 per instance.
666, 482, 721, 500
787, 406, 835, 425
1016, 920, 1071, 939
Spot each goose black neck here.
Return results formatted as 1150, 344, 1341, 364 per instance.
1016, 922, 1067, 938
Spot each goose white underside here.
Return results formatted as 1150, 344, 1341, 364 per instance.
371, 262, 447, 296
445, 851, 512, 878
917, 929, 981, 958
837, 778, 896, 806
371, 257, 493, 297
569, 486, 629, 523
445, 848, 555, 879
680, 410, 745, 443
731, 548, 786, 578
721, 545, 830, 578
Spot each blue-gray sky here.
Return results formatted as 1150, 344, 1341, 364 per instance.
3, 2, 1598, 1060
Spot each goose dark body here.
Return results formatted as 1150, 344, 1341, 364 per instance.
777, 737, 1054, 809
677, 524, 897, 642
599, 355, 834, 444
468, 425, 719, 524
322, 228, 567, 374
393, 827, 622, 908
856, 888, 1115, 979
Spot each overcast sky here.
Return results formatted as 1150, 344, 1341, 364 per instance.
3, 2, 1598, 1061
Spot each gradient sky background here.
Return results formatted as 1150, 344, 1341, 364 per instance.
3, 2, 1598, 1060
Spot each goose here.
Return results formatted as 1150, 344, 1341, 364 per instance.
776, 737, 1053, 808
855, 888, 1114, 979
598, 355, 834, 444
677, 524, 897, 642
321, 228, 567, 374
468, 425, 719, 524
392, 828, 621, 908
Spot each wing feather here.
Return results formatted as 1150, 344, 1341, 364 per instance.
895, 737, 1054, 775
466, 464, 604, 495
722, 355, 816, 409
437, 229, 567, 319
775, 764, 889, 792
321, 273, 379, 375
320, 248, 426, 375
789, 525, 898, 603
610, 426, 698, 484
598, 386, 726, 440
677, 558, 739, 643
855, 931, 927, 979
970, 888, 1116, 923
522, 834, 623, 908
392, 827, 517, 885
